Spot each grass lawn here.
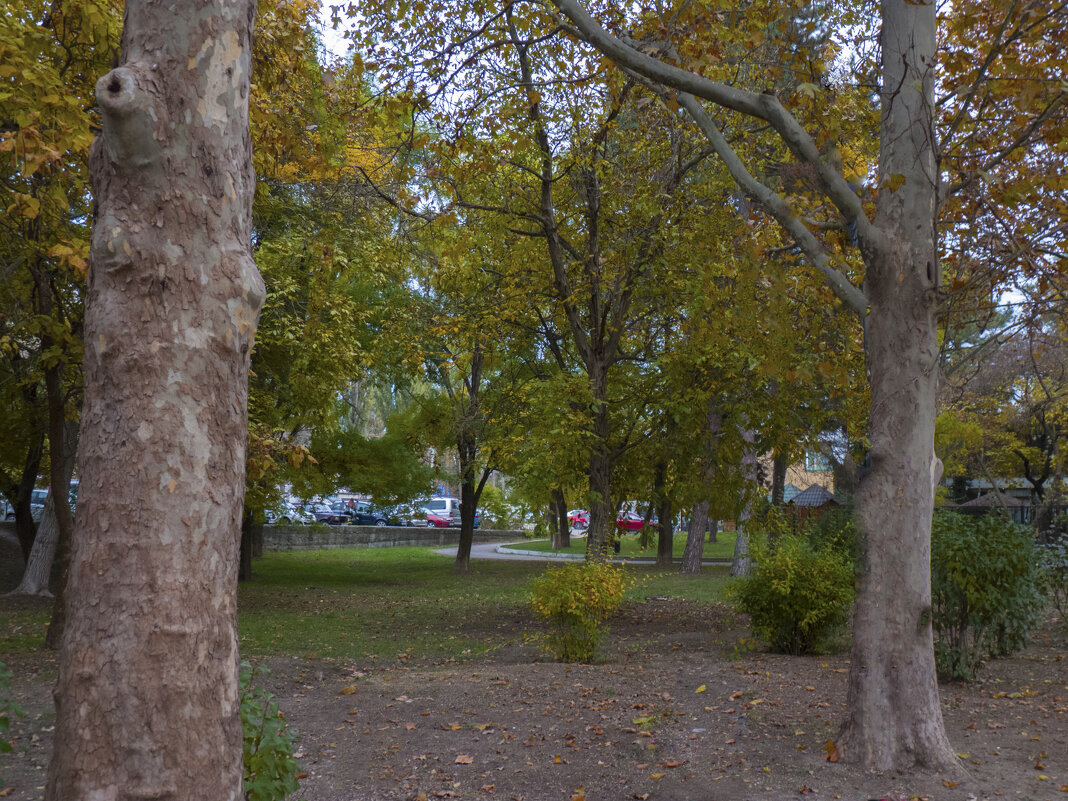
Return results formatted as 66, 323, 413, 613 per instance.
0, 546, 734, 661
515, 528, 738, 560
236, 546, 732, 661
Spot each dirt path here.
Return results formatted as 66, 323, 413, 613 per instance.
2, 594, 1065, 801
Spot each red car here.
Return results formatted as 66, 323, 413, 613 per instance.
426, 509, 452, 528
567, 509, 589, 529
615, 510, 646, 531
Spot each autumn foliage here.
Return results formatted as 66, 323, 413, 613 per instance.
530, 562, 630, 663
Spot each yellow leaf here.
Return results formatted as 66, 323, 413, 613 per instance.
339, 685, 357, 695
695, 684, 706, 693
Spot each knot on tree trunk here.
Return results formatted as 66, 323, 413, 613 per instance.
96, 67, 162, 170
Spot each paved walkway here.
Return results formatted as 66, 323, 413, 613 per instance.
436, 539, 732, 566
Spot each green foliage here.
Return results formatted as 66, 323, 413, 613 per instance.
931, 512, 1044, 681
1038, 523, 1068, 623
240, 662, 300, 801
475, 484, 510, 528
529, 562, 630, 663
0, 660, 20, 757
732, 521, 855, 656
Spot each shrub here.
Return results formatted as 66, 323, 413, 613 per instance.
529, 561, 629, 662
931, 512, 1043, 681
732, 528, 854, 655
241, 662, 300, 801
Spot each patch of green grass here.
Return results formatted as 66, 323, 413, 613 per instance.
0, 607, 50, 655
516, 529, 738, 560
238, 547, 734, 661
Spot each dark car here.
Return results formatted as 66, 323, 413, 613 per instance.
348, 500, 394, 527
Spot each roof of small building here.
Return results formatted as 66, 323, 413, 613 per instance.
788, 484, 840, 507
961, 491, 1027, 507
782, 483, 804, 503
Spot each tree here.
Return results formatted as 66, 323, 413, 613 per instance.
45, 1, 263, 797
548, 0, 1065, 771
0, 0, 118, 570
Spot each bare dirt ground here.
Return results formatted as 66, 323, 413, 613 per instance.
1, 538, 1065, 801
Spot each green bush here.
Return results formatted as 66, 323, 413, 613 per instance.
732, 526, 854, 655
241, 662, 300, 801
931, 512, 1043, 681
529, 561, 629, 663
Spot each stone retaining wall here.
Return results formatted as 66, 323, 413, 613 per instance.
262, 524, 523, 551
1, 520, 524, 553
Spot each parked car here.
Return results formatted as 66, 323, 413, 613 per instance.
424, 496, 461, 526
393, 502, 430, 527
347, 500, 395, 527
426, 509, 452, 528
309, 501, 350, 525
265, 503, 315, 525
616, 510, 648, 531
567, 509, 589, 530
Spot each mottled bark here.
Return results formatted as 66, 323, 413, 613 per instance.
46, 2, 263, 798
680, 499, 708, 575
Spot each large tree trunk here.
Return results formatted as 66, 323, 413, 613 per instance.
679, 499, 708, 575
46, 2, 263, 798
834, 0, 957, 772
10, 422, 79, 597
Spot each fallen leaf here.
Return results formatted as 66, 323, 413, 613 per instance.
636, 763, 649, 770
695, 684, 706, 693
661, 760, 686, 768
455, 754, 474, 764
475, 723, 493, 731
730, 691, 743, 699
406, 722, 417, 731
1, 791, 16, 799
294, 773, 309, 780
823, 740, 841, 763
570, 788, 586, 801
480, 785, 495, 793
339, 685, 357, 695
942, 780, 959, 788
632, 715, 654, 726
649, 773, 664, 780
